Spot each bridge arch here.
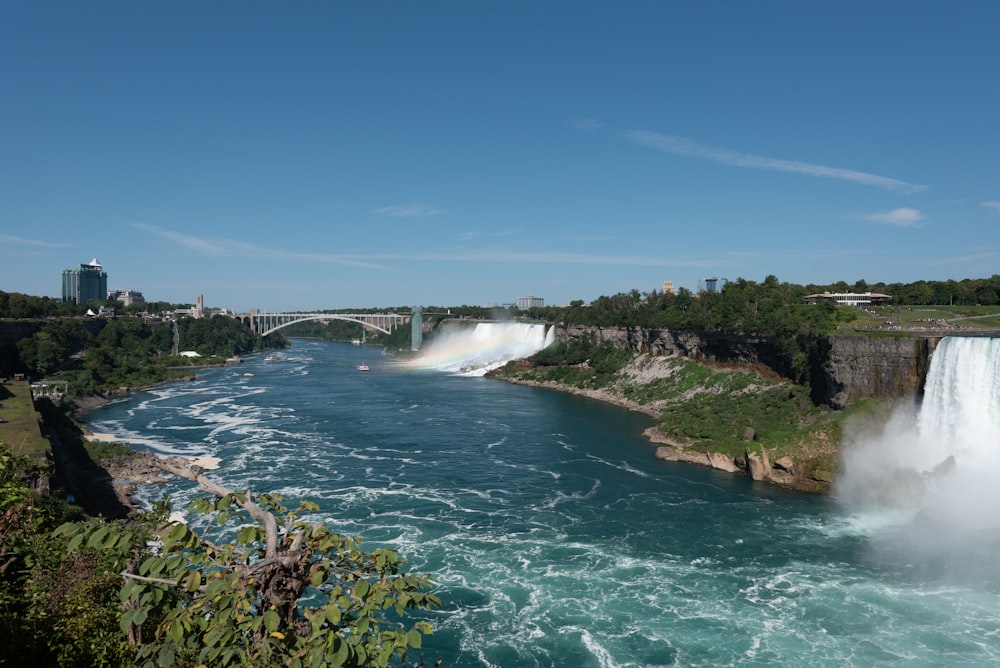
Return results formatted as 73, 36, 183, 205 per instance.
257, 314, 394, 337
237, 311, 410, 338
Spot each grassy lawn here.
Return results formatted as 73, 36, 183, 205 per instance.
839, 304, 1000, 333
0, 380, 50, 458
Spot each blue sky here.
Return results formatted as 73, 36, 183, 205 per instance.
3, 1, 998, 313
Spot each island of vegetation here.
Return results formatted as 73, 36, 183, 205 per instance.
2, 273, 1000, 665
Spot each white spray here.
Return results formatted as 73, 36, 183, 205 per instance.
836, 336, 1000, 571
407, 322, 555, 376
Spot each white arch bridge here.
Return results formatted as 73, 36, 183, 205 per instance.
238, 311, 412, 337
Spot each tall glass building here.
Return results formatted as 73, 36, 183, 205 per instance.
62, 258, 108, 305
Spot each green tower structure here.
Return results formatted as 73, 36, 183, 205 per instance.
411, 306, 423, 350
61, 257, 108, 305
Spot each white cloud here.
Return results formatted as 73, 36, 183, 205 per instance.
570, 118, 603, 131
374, 203, 441, 218
981, 201, 1000, 214
0, 235, 67, 248
624, 131, 927, 194
863, 207, 925, 227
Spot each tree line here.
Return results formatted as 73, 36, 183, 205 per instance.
0, 290, 183, 319
523, 274, 1000, 331
7, 314, 286, 395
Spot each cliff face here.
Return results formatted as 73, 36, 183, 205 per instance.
551, 325, 936, 408
822, 335, 938, 408
553, 325, 794, 375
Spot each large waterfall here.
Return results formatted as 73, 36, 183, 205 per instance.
837, 335, 1000, 565
917, 336, 1000, 468
407, 322, 556, 376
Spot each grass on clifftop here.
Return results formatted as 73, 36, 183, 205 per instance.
0, 381, 49, 458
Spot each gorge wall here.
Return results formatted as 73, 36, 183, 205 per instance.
822, 335, 938, 408
550, 324, 939, 408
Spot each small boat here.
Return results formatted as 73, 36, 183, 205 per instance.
356, 362, 370, 372
265, 354, 282, 361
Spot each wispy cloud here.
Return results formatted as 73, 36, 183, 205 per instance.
623, 131, 927, 194
982, 201, 1000, 214
0, 235, 67, 248
374, 203, 441, 218
346, 249, 720, 268
132, 223, 387, 269
132, 222, 725, 269
863, 207, 924, 227
929, 251, 995, 265
132, 222, 229, 255
570, 117, 603, 131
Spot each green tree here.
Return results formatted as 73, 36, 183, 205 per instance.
63, 461, 440, 668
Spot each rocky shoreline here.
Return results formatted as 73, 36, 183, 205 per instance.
491, 363, 835, 493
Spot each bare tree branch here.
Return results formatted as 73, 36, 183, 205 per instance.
155, 457, 279, 558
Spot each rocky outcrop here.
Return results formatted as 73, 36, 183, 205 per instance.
647, 428, 830, 491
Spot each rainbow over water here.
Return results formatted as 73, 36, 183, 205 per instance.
406, 322, 555, 376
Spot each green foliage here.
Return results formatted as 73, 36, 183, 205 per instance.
57, 318, 191, 394
179, 314, 282, 357
84, 437, 135, 468
4, 429, 441, 668
16, 319, 93, 376
655, 382, 832, 457
0, 290, 82, 318
55, 488, 440, 668
532, 334, 632, 380
0, 440, 128, 667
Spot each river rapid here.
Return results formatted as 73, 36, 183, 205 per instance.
86, 337, 1000, 667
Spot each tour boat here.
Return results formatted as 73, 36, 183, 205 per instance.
356, 362, 370, 372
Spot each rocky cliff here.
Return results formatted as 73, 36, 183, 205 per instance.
552, 325, 794, 375
822, 335, 938, 408
551, 325, 937, 408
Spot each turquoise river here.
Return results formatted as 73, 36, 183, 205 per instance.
85, 332, 1000, 667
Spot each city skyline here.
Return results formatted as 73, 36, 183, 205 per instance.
2, 2, 998, 313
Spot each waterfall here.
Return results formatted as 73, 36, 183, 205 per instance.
407, 322, 556, 376
917, 336, 1000, 468
837, 335, 1000, 540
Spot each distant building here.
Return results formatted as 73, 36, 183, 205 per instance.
516, 296, 544, 310
108, 288, 146, 307
661, 280, 675, 296
62, 258, 108, 305
802, 292, 893, 307
698, 277, 728, 294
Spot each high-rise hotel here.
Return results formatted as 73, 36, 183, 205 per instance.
61, 258, 108, 305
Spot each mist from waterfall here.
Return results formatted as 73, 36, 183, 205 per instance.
406, 322, 556, 376
836, 336, 1000, 574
